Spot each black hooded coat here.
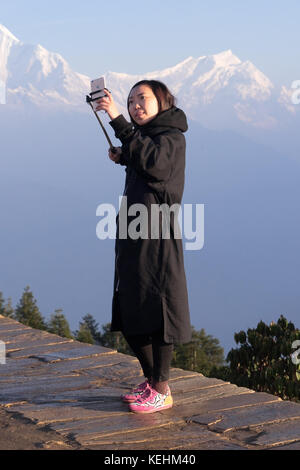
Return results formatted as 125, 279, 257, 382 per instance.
109, 106, 191, 344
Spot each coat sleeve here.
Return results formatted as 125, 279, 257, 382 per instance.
110, 115, 184, 184
109, 115, 135, 144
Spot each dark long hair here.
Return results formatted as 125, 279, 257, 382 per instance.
127, 80, 176, 120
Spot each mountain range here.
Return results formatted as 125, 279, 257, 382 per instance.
1, 23, 299, 151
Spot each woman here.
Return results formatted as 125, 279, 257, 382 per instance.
96, 80, 191, 413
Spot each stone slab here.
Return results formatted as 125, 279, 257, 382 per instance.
169, 375, 230, 393
0, 324, 32, 333
0, 316, 25, 325
170, 390, 281, 422
0, 357, 43, 376
3, 330, 65, 342
8, 342, 114, 359
169, 368, 203, 378
171, 383, 251, 405
6, 335, 72, 352
0, 375, 100, 403
30, 344, 115, 362
81, 361, 145, 383
22, 354, 135, 379
7, 384, 126, 406
228, 418, 300, 447
49, 412, 185, 443
84, 422, 216, 450
0, 358, 86, 383
6, 399, 129, 425
191, 401, 300, 432
90, 438, 249, 450
12, 386, 126, 405
33, 349, 120, 364
183, 439, 249, 450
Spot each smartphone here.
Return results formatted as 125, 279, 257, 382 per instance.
90, 77, 106, 111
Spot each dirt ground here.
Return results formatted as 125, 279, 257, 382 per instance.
0, 406, 81, 450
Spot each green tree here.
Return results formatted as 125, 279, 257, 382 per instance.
172, 326, 224, 376
214, 315, 300, 401
0, 293, 15, 318
47, 309, 73, 338
3, 297, 15, 318
73, 314, 101, 344
98, 323, 133, 355
80, 314, 101, 344
14, 286, 46, 330
0, 292, 4, 316
74, 322, 94, 344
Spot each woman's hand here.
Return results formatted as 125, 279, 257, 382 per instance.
108, 146, 122, 164
95, 89, 121, 120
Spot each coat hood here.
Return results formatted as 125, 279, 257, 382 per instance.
135, 106, 188, 133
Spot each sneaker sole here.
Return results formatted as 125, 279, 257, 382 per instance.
129, 402, 173, 414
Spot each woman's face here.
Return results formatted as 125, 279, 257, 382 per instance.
128, 85, 159, 125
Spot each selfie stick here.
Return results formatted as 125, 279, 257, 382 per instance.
86, 95, 117, 153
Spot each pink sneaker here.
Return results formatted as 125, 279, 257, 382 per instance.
121, 380, 150, 403
128, 386, 173, 414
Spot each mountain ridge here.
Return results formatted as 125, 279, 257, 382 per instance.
0, 24, 288, 108
0, 22, 299, 158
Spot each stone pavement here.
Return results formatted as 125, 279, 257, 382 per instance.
1, 314, 300, 450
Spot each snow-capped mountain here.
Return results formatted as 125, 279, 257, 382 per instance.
0, 23, 298, 130
103, 52, 288, 130
0, 24, 90, 107
0, 24, 18, 82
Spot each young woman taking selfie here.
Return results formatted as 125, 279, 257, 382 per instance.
95, 80, 191, 414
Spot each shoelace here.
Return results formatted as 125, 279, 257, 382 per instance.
136, 386, 153, 403
132, 381, 148, 393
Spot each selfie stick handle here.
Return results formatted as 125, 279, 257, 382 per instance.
87, 100, 117, 153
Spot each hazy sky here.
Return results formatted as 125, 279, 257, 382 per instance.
1, 0, 299, 87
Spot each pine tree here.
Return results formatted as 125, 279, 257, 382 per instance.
73, 314, 101, 344
0, 292, 14, 318
14, 286, 46, 330
47, 309, 73, 338
98, 323, 133, 355
2, 297, 15, 318
0, 292, 5, 316
80, 314, 101, 344
75, 323, 94, 344
172, 326, 224, 376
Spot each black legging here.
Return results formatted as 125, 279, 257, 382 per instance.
124, 330, 174, 382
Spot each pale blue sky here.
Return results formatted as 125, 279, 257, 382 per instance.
1, 0, 299, 87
